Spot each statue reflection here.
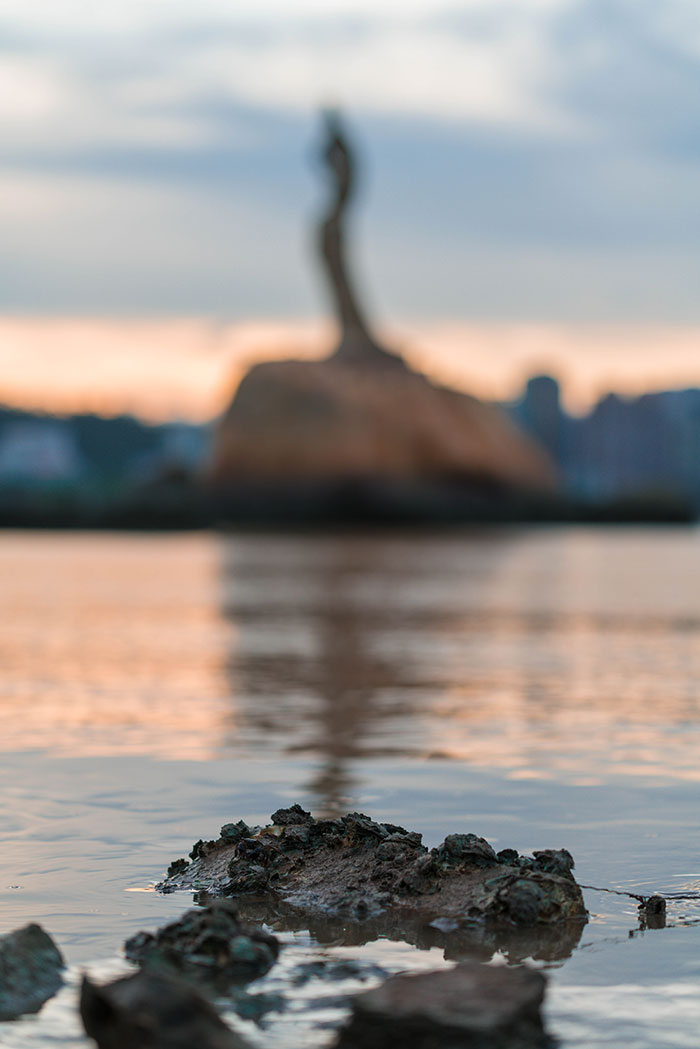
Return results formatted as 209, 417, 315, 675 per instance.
219, 535, 430, 815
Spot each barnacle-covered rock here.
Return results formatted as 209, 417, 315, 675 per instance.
124, 901, 278, 989
158, 808, 586, 930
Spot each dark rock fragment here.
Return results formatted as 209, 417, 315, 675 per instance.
220, 821, 252, 843
190, 839, 219, 861
333, 962, 549, 1049
280, 825, 311, 851
167, 858, 189, 878
497, 849, 520, 866
532, 849, 575, 881
639, 894, 667, 930
80, 970, 247, 1049
0, 923, 64, 1020
124, 901, 279, 987
270, 804, 314, 826
437, 834, 498, 868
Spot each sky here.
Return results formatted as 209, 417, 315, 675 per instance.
2, 0, 700, 418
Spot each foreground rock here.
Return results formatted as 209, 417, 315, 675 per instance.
0, 923, 64, 1020
159, 807, 586, 929
80, 971, 248, 1049
333, 962, 548, 1049
124, 901, 279, 990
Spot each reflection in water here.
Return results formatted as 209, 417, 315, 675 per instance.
0, 534, 232, 758
220, 537, 431, 812
1, 529, 700, 802
228, 896, 586, 967
219, 529, 700, 812
2, 530, 700, 1049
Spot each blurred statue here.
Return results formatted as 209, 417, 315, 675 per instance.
206, 110, 555, 501
319, 111, 401, 366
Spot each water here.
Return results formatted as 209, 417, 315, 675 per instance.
1, 528, 700, 1046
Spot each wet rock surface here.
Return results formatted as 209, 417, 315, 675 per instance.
639, 894, 667, 930
333, 962, 549, 1049
80, 970, 248, 1049
159, 808, 586, 929
124, 900, 279, 989
0, 922, 65, 1020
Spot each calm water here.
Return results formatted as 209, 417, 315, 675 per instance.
1, 528, 700, 1047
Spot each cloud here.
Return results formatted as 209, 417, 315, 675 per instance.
1, 1, 700, 321
0, 171, 319, 314
0, 0, 694, 159
0, 0, 579, 163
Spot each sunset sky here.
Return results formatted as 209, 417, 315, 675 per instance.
2, 0, 700, 419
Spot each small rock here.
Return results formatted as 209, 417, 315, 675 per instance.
639, 895, 666, 930
124, 901, 279, 986
334, 962, 548, 1049
270, 804, 313, 826
496, 849, 520, 866
532, 849, 575, 881
190, 839, 218, 861
220, 821, 251, 843
0, 923, 64, 1021
437, 834, 498, 868
167, 858, 189, 878
80, 970, 247, 1049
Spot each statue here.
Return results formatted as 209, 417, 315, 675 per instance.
318, 111, 402, 367
206, 111, 554, 502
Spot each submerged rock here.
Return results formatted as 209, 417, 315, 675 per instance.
333, 962, 549, 1049
80, 971, 247, 1049
159, 808, 586, 929
124, 901, 279, 989
0, 923, 64, 1021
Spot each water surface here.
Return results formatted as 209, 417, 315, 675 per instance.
1, 528, 699, 1046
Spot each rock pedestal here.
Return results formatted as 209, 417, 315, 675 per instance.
208, 356, 554, 493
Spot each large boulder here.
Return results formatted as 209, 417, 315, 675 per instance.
208, 355, 554, 493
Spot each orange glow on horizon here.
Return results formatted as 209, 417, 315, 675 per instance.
1, 315, 700, 422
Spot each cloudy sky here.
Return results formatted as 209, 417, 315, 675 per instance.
3, 0, 700, 417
